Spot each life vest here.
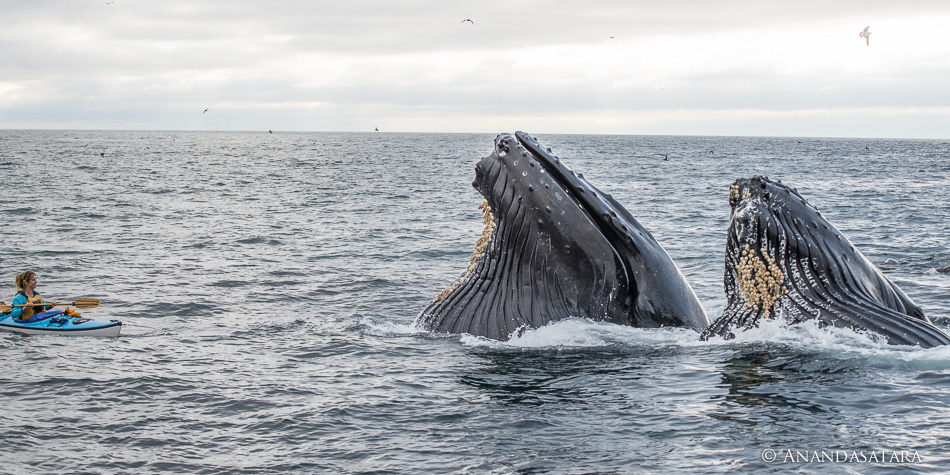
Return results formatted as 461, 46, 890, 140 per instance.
16, 292, 46, 319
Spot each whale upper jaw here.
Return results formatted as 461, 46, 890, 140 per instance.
510, 132, 708, 329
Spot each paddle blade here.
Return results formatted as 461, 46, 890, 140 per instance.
0, 303, 42, 312
72, 298, 101, 309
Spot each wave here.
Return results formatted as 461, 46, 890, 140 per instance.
717, 318, 950, 368
459, 319, 699, 349
360, 310, 950, 371
358, 315, 427, 337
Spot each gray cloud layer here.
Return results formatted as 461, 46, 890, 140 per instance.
2, 1, 949, 137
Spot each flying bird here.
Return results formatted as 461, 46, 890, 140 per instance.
461, 19, 474, 25
859, 26, 871, 46
203, 108, 208, 114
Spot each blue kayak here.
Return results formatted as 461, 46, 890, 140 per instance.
0, 310, 121, 337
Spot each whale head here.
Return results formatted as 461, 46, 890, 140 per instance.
702, 176, 949, 347
416, 132, 709, 340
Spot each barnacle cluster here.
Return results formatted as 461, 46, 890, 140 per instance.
433, 199, 496, 302
729, 184, 752, 204
729, 184, 741, 202
736, 244, 787, 319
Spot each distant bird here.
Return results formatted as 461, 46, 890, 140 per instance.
658, 153, 669, 161
461, 19, 474, 25
859, 26, 871, 46
203, 108, 208, 114
375, 127, 379, 131
99, 152, 105, 157
103, 1, 114, 4
865, 145, 869, 150
268, 129, 273, 134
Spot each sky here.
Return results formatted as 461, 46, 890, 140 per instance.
2, 1, 949, 138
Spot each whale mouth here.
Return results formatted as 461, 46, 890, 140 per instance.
417, 132, 708, 341
432, 132, 618, 303
703, 176, 950, 348
430, 131, 632, 312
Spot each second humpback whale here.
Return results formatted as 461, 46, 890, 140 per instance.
415, 132, 709, 341
701, 176, 950, 348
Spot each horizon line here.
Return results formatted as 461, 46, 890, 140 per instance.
2, 127, 947, 142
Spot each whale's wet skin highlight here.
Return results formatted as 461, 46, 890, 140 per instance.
2, 130, 950, 473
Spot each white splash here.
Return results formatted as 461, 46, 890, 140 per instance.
458, 318, 700, 349
706, 317, 950, 369
371, 296, 950, 369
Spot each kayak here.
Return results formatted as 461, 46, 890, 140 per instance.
0, 309, 121, 337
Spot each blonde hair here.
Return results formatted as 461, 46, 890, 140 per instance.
15, 269, 35, 293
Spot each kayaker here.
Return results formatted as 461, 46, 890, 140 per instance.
9, 270, 51, 321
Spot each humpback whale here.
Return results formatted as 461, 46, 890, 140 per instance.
416, 132, 709, 340
701, 176, 950, 348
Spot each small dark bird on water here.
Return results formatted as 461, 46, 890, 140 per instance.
99, 152, 105, 157
461, 19, 474, 25
658, 154, 668, 161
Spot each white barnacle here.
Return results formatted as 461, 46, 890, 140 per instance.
736, 246, 786, 319
433, 199, 497, 302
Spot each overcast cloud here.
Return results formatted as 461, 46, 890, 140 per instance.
2, 0, 949, 137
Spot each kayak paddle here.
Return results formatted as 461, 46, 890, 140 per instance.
0, 298, 101, 312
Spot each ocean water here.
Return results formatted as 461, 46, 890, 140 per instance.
1, 129, 949, 474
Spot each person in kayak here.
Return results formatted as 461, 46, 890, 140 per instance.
9, 270, 52, 321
